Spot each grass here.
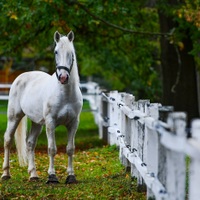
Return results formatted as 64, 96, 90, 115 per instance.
0, 100, 146, 200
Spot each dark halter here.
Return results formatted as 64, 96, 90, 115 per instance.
55, 53, 74, 81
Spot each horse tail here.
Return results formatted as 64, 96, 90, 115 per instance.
15, 116, 28, 166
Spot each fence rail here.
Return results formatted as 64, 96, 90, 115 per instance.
86, 83, 200, 200
0, 84, 12, 100
0, 82, 98, 102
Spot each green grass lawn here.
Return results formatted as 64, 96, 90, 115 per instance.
0, 100, 146, 200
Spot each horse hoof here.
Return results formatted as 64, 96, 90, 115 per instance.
65, 175, 78, 184
46, 174, 59, 184
1, 175, 11, 180
29, 177, 39, 182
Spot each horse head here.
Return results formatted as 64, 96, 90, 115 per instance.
54, 31, 75, 84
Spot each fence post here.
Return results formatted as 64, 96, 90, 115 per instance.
108, 90, 119, 145
138, 100, 150, 163
98, 90, 107, 140
124, 93, 135, 147
165, 112, 187, 200
119, 92, 130, 168
102, 91, 109, 143
122, 93, 135, 171
137, 99, 150, 191
189, 119, 200, 200
130, 97, 139, 180
146, 103, 161, 199
93, 84, 101, 125
157, 106, 174, 190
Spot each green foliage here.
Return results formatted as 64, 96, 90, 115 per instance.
1, 0, 200, 101
0, 0, 162, 101
176, 0, 200, 67
158, 0, 200, 49
75, 1, 161, 100
0, 1, 52, 55
157, 0, 200, 69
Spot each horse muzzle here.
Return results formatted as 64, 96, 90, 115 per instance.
59, 74, 69, 84
56, 66, 71, 84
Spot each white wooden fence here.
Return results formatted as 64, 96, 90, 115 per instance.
0, 84, 12, 100
1, 82, 200, 200
85, 82, 200, 200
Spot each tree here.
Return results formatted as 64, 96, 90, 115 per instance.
0, 0, 200, 121
158, 0, 200, 122
0, 0, 161, 100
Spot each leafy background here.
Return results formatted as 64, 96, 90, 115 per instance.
1, 0, 200, 103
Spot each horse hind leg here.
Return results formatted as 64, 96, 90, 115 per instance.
2, 117, 23, 180
27, 122, 42, 181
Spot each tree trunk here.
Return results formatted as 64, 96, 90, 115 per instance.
158, 9, 199, 124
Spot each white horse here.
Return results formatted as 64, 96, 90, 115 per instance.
1, 31, 83, 184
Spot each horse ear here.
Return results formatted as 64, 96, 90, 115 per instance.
67, 31, 74, 42
54, 31, 61, 43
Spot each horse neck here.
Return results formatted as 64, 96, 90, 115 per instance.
69, 59, 80, 85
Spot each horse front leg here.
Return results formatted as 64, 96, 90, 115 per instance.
45, 122, 59, 184
65, 120, 79, 184
27, 122, 42, 181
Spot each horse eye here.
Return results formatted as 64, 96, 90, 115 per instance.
54, 51, 58, 55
